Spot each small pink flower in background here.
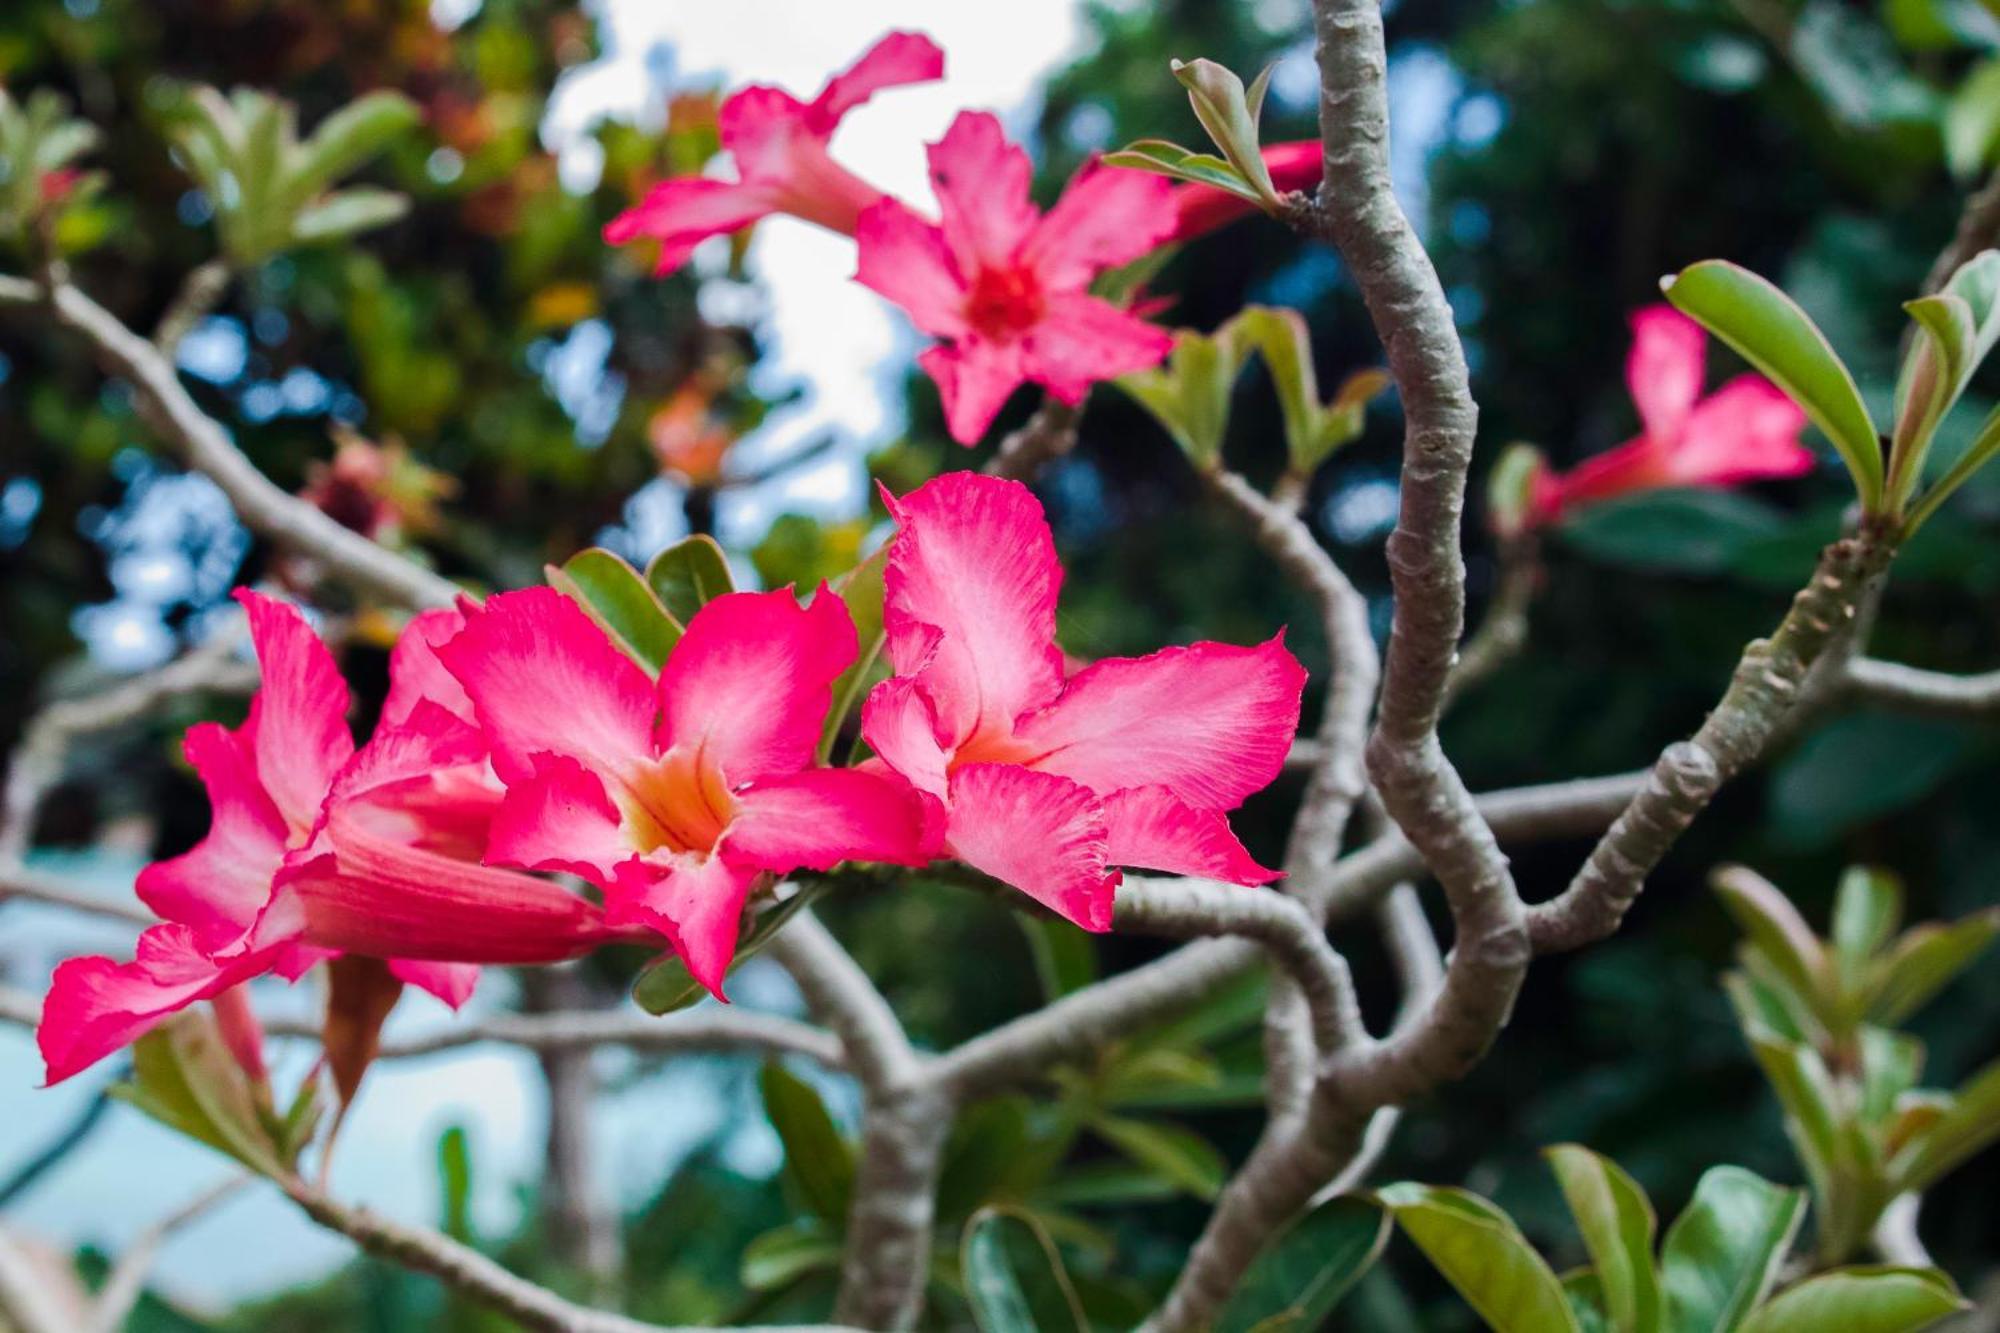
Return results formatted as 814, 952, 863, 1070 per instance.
861, 473, 1305, 931
438, 585, 930, 996
604, 31, 943, 275
1166, 140, 1322, 243
855, 111, 1180, 444
1528, 305, 1814, 528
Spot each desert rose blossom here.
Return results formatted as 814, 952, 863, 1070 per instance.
861, 473, 1305, 931
36, 595, 617, 1084
603, 31, 943, 275
437, 585, 930, 996
1166, 140, 1323, 242
855, 111, 1180, 444
1523, 305, 1814, 529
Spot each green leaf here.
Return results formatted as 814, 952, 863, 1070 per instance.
1736, 1267, 1966, 1333
1545, 1145, 1662, 1333
740, 1221, 842, 1292
1905, 393, 2000, 532
1171, 58, 1281, 207
1377, 1183, 1581, 1333
1224, 308, 1385, 472
819, 546, 888, 762
1099, 1046, 1224, 1110
938, 1097, 1033, 1220
962, 1207, 1088, 1333
1034, 1161, 1181, 1207
1662, 260, 1883, 508
1748, 1034, 1870, 1231
1868, 908, 2000, 1024
1102, 139, 1265, 203
437, 1123, 474, 1242
1022, 916, 1098, 1002
633, 884, 819, 1015
1891, 252, 2000, 508
645, 534, 736, 624
1859, 1027, 1925, 1124
758, 1063, 855, 1226
1118, 327, 1247, 469
1713, 867, 1829, 1012
1565, 1272, 1617, 1333
1558, 489, 1787, 575
290, 186, 410, 245
1089, 1115, 1226, 1201
1659, 1166, 1805, 1333
1832, 867, 1903, 978
547, 547, 682, 674
288, 91, 421, 204
1216, 1195, 1389, 1333
113, 1011, 284, 1176
1895, 1055, 2000, 1191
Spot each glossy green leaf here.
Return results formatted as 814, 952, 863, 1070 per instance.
1895, 1055, 2000, 1191
758, 1063, 855, 1226
1868, 908, 2000, 1024
1832, 867, 1903, 978
819, 545, 888, 762
290, 186, 409, 245
547, 546, 682, 674
1558, 489, 1786, 575
741, 1221, 842, 1291
938, 1097, 1033, 1220
1377, 1183, 1581, 1333
1545, 1145, 1662, 1333
1736, 1267, 1966, 1333
1659, 1166, 1805, 1333
1860, 1028, 1925, 1124
1662, 260, 1882, 508
1216, 1195, 1389, 1332
1170, 58, 1281, 206
288, 90, 421, 203
645, 534, 735, 624
1225, 308, 1385, 472
1565, 1272, 1617, 1333
1713, 867, 1829, 1011
1118, 327, 1247, 469
1905, 396, 2000, 532
1100, 1047, 1224, 1110
1748, 1034, 1870, 1238
633, 884, 820, 1014
1034, 1161, 1181, 1208
1892, 252, 2000, 508
962, 1207, 1088, 1333
1103, 139, 1265, 203
1090, 1114, 1226, 1200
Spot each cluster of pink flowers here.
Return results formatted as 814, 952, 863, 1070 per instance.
604, 32, 1321, 445
40, 474, 1304, 1083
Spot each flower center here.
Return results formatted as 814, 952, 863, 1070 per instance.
617, 748, 738, 856
965, 264, 1046, 339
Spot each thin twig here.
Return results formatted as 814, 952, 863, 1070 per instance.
88, 1176, 250, 1333
0, 865, 154, 925
151, 257, 231, 357
1926, 169, 2000, 296
1843, 657, 2000, 717
982, 398, 1081, 481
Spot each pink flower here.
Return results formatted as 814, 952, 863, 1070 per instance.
37, 595, 616, 1084
437, 585, 931, 996
860, 473, 1305, 931
1531, 306, 1814, 527
855, 112, 1179, 444
603, 32, 944, 275
1166, 140, 1323, 242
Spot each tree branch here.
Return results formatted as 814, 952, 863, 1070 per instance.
0, 273, 458, 610
1843, 657, 2000, 717
88, 1176, 250, 1333
982, 398, 1080, 481
0, 865, 154, 926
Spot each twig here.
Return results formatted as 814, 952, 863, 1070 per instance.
1926, 168, 2000, 296
151, 257, 231, 357
982, 398, 1080, 481
0, 273, 457, 610
0, 865, 154, 926
1843, 657, 2000, 717
1443, 535, 1539, 708
0, 1230, 78, 1333
88, 1176, 250, 1333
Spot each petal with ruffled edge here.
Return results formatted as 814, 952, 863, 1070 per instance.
656, 588, 855, 786
808, 31, 945, 131
858, 676, 951, 802
382, 607, 476, 727
1024, 160, 1179, 291
1627, 306, 1706, 448
603, 177, 778, 276
235, 590, 354, 834
856, 199, 969, 339
1101, 785, 1279, 885
928, 112, 1039, 276
135, 722, 288, 952
605, 854, 762, 999
1667, 376, 1814, 486
946, 763, 1118, 931
37, 924, 268, 1084
438, 587, 656, 785
726, 767, 930, 870
881, 472, 1066, 745
919, 338, 1028, 445
1011, 637, 1305, 810
388, 960, 480, 1009
1023, 292, 1174, 404
485, 752, 632, 884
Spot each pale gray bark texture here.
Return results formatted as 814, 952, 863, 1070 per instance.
1844, 657, 2000, 717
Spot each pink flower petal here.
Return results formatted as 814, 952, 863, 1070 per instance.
928, 112, 1039, 275
605, 854, 762, 998
383, 607, 476, 727
37, 924, 266, 1084
718, 87, 814, 176
859, 676, 951, 801
1101, 785, 1279, 885
726, 767, 930, 871
881, 472, 1066, 745
808, 31, 946, 130
1668, 375, 1814, 486
919, 339, 1028, 445
1627, 305, 1706, 447
1023, 159, 1180, 290
1011, 637, 1306, 810
134, 722, 287, 953
438, 586, 656, 785
656, 588, 855, 786
486, 752, 632, 884
945, 763, 1118, 931
235, 590, 354, 835
1546, 435, 1673, 513
328, 700, 489, 813
603, 177, 777, 276
388, 960, 480, 1009
856, 199, 969, 339
1022, 291, 1174, 403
